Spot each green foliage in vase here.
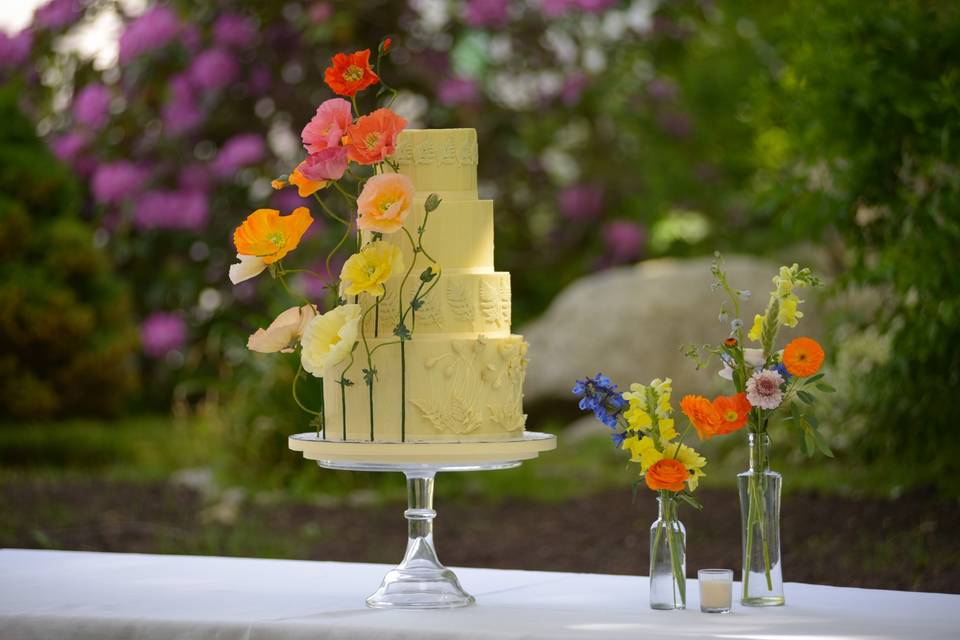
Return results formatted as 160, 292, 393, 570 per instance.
0, 90, 139, 420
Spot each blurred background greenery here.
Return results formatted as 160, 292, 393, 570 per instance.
1, 0, 959, 590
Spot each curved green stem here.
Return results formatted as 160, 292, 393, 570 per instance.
333, 180, 358, 202
292, 365, 321, 417
313, 194, 349, 225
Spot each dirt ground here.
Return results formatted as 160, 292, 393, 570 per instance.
2, 476, 957, 593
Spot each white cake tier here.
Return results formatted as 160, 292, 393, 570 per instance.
321, 334, 528, 442
362, 197, 494, 272
358, 271, 512, 338
391, 128, 478, 200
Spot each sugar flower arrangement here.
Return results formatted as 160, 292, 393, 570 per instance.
573, 374, 706, 606
682, 254, 833, 597
227, 39, 442, 442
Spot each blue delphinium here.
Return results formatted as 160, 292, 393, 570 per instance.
572, 373, 625, 429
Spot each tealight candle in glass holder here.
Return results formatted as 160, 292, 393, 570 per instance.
698, 569, 733, 613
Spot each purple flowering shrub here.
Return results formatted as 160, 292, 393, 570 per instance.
4, 0, 773, 427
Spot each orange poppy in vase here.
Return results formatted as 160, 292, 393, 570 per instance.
645, 459, 690, 492
680, 394, 724, 440
712, 392, 752, 435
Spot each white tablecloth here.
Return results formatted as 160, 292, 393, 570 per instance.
1, 549, 957, 639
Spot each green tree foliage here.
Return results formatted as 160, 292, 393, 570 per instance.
0, 90, 139, 419
745, 1, 960, 486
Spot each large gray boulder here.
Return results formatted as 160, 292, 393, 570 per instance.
521, 255, 826, 403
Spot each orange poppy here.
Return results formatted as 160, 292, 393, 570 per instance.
345, 108, 406, 165
324, 49, 379, 97
680, 394, 723, 440
645, 459, 690, 492
783, 337, 825, 377
233, 207, 313, 264
712, 392, 751, 435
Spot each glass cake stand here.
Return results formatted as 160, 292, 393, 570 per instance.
290, 431, 556, 609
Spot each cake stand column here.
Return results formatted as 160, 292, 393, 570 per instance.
365, 468, 475, 609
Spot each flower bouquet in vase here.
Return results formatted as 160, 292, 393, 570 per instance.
574, 375, 707, 610
683, 256, 834, 606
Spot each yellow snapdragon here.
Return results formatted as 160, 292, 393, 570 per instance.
623, 435, 664, 472
674, 444, 707, 491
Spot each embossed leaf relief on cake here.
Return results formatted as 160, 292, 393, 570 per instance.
500, 279, 512, 328
411, 398, 483, 435
446, 279, 475, 323
479, 278, 511, 329
488, 404, 525, 434
458, 140, 478, 165
414, 339, 486, 435
393, 134, 478, 167
414, 285, 444, 328
415, 142, 436, 165
394, 143, 414, 165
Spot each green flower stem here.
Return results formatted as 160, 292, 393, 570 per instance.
397, 227, 419, 325
358, 294, 380, 441
276, 272, 312, 307
666, 498, 686, 606
291, 365, 321, 417
319, 375, 325, 440
313, 194, 352, 303
369, 339, 402, 356
368, 376, 375, 441
400, 340, 406, 442
332, 181, 357, 202
374, 295, 380, 337
313, 194, 349, 225
743, 429, 774, 598
350, 95, 359, 118
338, 351, 355, 440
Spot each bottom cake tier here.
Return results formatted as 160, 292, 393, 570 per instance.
321, 334, 528, 442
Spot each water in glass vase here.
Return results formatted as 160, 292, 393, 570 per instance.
737, 432, 785, 606
649, 495, 686, 610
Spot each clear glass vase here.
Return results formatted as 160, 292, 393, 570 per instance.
649, 494, 686, 610
737, 432, 785, 606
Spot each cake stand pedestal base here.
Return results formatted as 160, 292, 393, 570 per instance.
291, 432, 556, 609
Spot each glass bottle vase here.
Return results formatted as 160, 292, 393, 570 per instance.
737, 432, 785, 606
649, 494, 686, 610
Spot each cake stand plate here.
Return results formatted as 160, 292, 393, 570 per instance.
288, 430, 556, 465
288, 431, 556, 609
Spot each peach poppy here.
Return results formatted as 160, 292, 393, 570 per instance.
783, 337, 825, 377
233, 206, 313, 264
345, 108, 406, 165
324, 49, 379, 97
645, 458, 690, 492
680, 394, 724, 440
356, 173, 414, 234
712, 392, 751, 435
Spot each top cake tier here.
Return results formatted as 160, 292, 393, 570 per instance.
391, 128, 478, 201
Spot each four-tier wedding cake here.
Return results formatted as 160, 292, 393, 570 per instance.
321, 128, 528, 442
